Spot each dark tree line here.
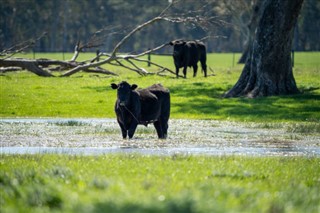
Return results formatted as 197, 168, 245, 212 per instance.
1, 0, 319, 54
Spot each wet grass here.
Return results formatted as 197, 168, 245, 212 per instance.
285, 122, 320, 134
1, 154, 319, 213
1, 52, 319, 122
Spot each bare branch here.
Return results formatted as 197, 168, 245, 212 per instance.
69, 26, 122, 62
158, 0, 176, 17
1, 2, 221, 78
0, 32, 47, 59
70, 41, 81, 62
83, 67, 117, 76
129, 57, 181, 77
114, 59, 146, 76
111, 16, 164, 57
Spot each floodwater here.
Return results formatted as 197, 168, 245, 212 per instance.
1, 118, 319, 157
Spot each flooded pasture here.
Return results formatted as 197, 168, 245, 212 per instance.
1, 118, 319, 156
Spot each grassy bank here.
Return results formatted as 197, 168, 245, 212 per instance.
1, 52, 319, 122
1, 154, 319, 213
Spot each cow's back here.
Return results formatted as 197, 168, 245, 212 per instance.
186, 41, 201, 67
138, 84, 170, 122
146, 84, 169, 98
148, 84, 170, 120
196, 41, 207, 61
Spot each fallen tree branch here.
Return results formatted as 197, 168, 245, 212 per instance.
0, 58, 54, 77
114, 59, 146, 76
0, 58, 117, 77
0, 67, 22, 73
84, 67, 118, 76
130, 57, 182, 77
0, 1, 221, 78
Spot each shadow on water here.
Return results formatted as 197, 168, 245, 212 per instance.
169, 82, 320, 122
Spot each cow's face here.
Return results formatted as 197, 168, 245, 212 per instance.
169, 40, 186, 59
111, 81, 138, 106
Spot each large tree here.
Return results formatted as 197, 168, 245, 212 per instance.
224, 0, 304, 98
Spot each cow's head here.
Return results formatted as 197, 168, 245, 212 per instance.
111, 81, 138, 106
169, 40, 186, 58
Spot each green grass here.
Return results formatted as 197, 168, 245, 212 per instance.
1, 154, 319, 213
1, 52, 319, 213
1, 52, 319, 121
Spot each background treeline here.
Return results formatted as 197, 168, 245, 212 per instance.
1, 0, 319, 53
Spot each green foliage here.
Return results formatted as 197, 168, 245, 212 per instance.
1, 52, 319, 122
1, 154, 319, 213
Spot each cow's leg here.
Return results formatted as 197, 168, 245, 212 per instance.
118, 122, 127, 139
200, 59, 207, 77
159, 95, 170, 139
161, 119, 168, 139
193, 64, 198, 77
128, 122, 138, 139
202, 64, 207, 77
175, 66, 180, 78
183, 66, 187, 78
153, 120, 164, 139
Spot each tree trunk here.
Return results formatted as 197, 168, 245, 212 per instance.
238, 0, 264, 64
225, 0, 304, 98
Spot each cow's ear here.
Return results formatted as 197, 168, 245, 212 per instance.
111, 83, 118, 90
131, 84, 138, 90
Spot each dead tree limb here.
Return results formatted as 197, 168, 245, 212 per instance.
0, 67, 22, 73
1, 1, 221, 77
0, 58, 54, 77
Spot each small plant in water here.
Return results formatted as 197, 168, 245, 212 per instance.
53, 120, 87, 126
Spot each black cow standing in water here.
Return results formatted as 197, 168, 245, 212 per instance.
169, 40, 207, 78
111, 81, 170, 139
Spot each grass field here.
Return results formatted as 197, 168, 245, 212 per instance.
1, 52, 319, 122
1, 52, 319, 213
1, 155, 319, 213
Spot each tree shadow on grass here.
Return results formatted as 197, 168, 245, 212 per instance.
84, 83, 320, 122
170, 82, 320, 122
91, 198, 196, 213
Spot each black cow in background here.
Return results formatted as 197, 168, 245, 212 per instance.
111, 81, 170, 139
169, 40, 207, 78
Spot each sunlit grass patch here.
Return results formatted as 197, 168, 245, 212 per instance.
1, 52, 319, 122
1, 154, 319, 213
